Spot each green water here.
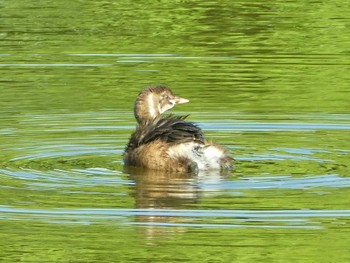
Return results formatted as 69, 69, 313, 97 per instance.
1, 0, 350, 262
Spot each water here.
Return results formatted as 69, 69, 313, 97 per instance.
1, 1, 350, 262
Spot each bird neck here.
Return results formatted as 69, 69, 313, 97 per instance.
134, 93, 161, 124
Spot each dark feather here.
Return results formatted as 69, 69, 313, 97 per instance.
126, 115, 204, 150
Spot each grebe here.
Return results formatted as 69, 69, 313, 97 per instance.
123, 85, 232, 173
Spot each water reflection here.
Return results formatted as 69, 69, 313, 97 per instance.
126, 167, 227, 240
127, 166, 233, 208
127, 167, 198, 240
128, 168, 199, 209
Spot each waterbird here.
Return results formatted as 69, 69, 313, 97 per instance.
123, 85, 233, 173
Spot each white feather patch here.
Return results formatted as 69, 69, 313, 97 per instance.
167, 142, 225, 170
147, 93, 157, 118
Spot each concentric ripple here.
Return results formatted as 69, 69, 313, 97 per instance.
1, 111, 350, 230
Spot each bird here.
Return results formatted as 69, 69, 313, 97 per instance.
123, 85, 233, 173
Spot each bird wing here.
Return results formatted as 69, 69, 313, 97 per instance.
133, 115, 205, 147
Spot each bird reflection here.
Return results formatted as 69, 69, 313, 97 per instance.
125, 166, 227, 242
126, 167, 200, 209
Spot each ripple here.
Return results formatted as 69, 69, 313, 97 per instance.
70, 53, 179, 57
2, 206, 350, 229
10, 146, 119, 161
201, 121, 350, 132
198, 174, 350, 191
238, 152, 331, 162
0, 168, 130, 189
0, 63, 112, 67
2, 111, 349, 206
15, 112, 350, 133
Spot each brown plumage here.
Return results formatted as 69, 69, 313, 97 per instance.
123, 85, 233, 173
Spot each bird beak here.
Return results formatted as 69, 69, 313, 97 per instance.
173, 96, 189, 105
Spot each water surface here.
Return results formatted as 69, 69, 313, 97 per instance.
1, 0, 350, 262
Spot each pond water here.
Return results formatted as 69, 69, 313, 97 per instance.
1, 1, 350, 262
